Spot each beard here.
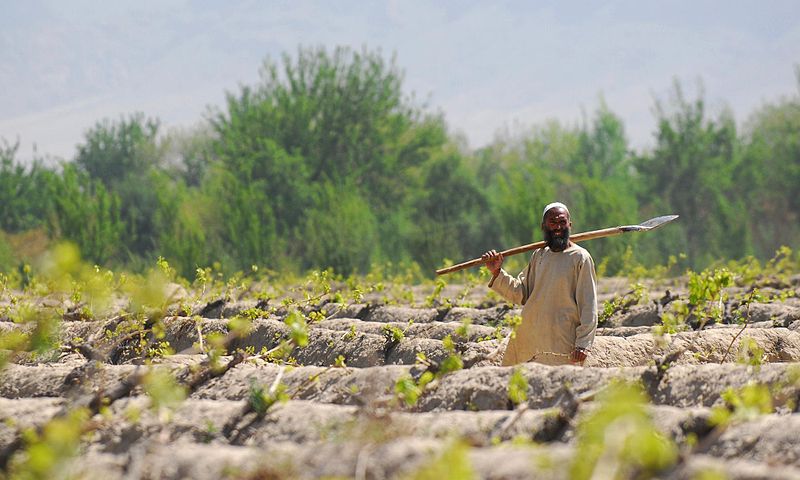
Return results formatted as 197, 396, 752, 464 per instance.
544, 227, 570, 251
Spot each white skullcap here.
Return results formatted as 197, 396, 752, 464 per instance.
542, 202, 569, 221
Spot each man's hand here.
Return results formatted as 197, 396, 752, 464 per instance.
481, 249, 503, 276
570, 347, 588, 365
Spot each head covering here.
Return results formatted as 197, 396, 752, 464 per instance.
542, 202, 569, 222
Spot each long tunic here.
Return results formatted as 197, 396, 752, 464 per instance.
491, 243, 598, 366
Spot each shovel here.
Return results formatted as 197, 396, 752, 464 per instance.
435, 215, 679, 285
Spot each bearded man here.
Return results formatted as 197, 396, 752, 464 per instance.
482, 202, 597, 366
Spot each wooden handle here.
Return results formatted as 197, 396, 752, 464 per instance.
435, 227, 623, 276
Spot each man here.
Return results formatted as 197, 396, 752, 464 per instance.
482, 202, 597, 366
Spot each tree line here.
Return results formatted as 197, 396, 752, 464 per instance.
1, 47, 798, 279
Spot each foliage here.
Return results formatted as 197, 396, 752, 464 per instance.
382, 324, 405, 343
654, 301, 691, 336
599, 282, 648, 326
8, 408, 91, 480
687, 267, 733, 327
74, 113, 161, 187
393, 335, 465, 408
248, 379, 289, 416
634, 81, 748, 268
571, 381, 678, 479
74, 113, 165, 259
736, 337, 766, 367
0, 141, 55, 235
300, 181, 379, 274
408, 149, 496, 270
738, 75, 800, 258
45, 164, 125, 265
394, 372, 434, 408
503, 314, 523, 339
1, 49, 799, 278
206, 45, 460, 273
284, 310, 309, 348
507, 368, 529, 406
439, 335, 464, 375
142, 369, 187, 416
406, 441, 475, 480
0, 242, 119, 369
424, 278, 447, 307
709, 382, 773, 426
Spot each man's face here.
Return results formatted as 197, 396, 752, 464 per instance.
542, 207, 571, 252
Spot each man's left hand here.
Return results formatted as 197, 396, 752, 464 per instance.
570, 347, 588, 365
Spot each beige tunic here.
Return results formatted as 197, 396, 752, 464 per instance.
491, 243, 597, 366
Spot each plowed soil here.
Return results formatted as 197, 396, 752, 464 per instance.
2, 275, 800, 479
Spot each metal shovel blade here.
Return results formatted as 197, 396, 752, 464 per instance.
620, 215, 679, 232
639, 214, 679, 229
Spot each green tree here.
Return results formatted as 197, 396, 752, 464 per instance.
74, 113, 165, 258
208, 46, 455, 271
567, 105, 639, 272
151, 171, 211, 278
0, 140, 52, 233
202, 164, 281, 271
635, 81, 748, 267
45, 164, 124, 265
75, 113, 161, 187
739, 72, 800, 257
301, 181, 379, 274
480, 124, 561, 249
160, 124, 216, 187
576, 101, 630, 180
409, 150, 496, 269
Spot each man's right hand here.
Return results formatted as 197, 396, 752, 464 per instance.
481, 249, 504, 276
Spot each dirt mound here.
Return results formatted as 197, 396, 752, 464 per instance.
3, 275, 800, 479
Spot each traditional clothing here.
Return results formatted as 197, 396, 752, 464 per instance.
491, 243, 597, 366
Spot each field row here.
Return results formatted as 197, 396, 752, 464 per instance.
2, 393, 800, 479
3, 358, 798, 411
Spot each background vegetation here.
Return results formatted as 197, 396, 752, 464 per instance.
1, 46, 798, 279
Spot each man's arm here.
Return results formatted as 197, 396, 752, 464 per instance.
574, 253, 598, 351
482, 250, 533, 305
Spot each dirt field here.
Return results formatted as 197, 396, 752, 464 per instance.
2, 273, 800, 479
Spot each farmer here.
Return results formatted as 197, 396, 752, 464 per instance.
481, 202, 597, 366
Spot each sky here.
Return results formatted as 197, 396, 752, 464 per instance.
1, 0, 798, 163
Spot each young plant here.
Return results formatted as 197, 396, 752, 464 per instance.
425, 278, 449, 308
709, 382, 773, 426
406, 440, 475, 480
507, 368, 529, 406
654, 301, 690, 336
382, 324, 405, 344
439, 335, 463, 375
142, 368, 187, 420
687, 267, 733, 328
9, 408, 91, 479
248, 378, 289, 416
503, 314, 523, 339
736, 337, 766, 368
394, 371, 434, 407
599, 282, 649, 326
454, 318, 471, 340
571, 381, 678, 479
284, 310, 309, 348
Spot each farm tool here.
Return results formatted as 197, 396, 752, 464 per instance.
435, 215, 679, 286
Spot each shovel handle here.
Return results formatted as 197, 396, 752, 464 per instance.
436, 227, 623, 276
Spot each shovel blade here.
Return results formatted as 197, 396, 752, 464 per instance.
638, 215, 679, 230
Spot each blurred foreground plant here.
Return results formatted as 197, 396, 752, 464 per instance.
7, 409, 91, 480
406, 441, 474, 480
571, 381, 677, 479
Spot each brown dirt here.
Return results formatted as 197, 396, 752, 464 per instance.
2, 276, 800, 479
